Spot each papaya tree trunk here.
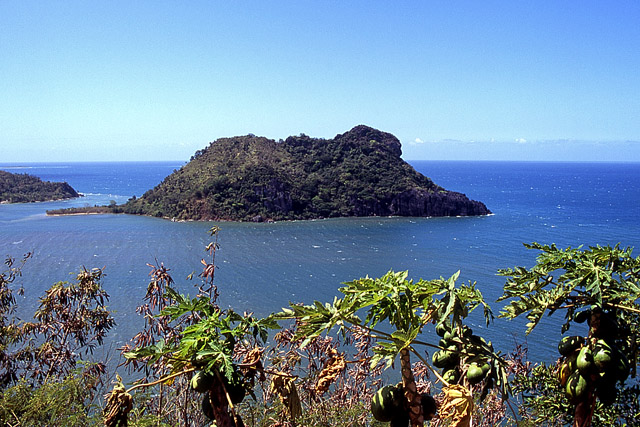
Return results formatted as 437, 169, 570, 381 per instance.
400, 348, 423, 427
209, 375, 235, 427
573, 391, 595, 427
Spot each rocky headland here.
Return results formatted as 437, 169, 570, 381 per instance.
0, 170, 79, 203
120, 125, 490, 221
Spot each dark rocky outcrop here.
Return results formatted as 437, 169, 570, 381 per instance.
122, 125, 490, 221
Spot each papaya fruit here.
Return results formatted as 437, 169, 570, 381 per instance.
565, 371, 589, 403
615, 353, 630, 382
467, 363, 485, 385
574, 310, 590, 324
576, 346, 594, 374
595, 370, 618, 405
593, 347, 613, 371
436, 322, 449, 337
558, 335, 584, 357
371, 385, 403, 422
433, 350, 458, 369
480, 361, 491, 375
442, 368, 459, 384
559, 361, 571, 387
201, 393, 214, 420
421, 393, 437, 421
222, 369, 246, 404
191, 353, 210, 369
565, 351, 578, 372
191, 371, 215, 393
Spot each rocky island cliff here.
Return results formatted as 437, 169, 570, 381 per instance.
0, 170, 79, 203
122, 125, 491, 221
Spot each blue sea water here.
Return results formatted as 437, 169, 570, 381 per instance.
1, 160, 639, 365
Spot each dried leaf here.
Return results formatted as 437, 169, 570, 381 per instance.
315, 348, 346, 394
439, 385, 473, 427
270, 372, 302, 420
103, 376, 133, 427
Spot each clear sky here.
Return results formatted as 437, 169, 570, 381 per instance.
1, 1, 639, 162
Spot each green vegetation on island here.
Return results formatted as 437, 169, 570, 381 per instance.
0, 170, 79, 203
121, 125, 490, 221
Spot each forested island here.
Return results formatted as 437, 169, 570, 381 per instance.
117, 125, 490, 221
0, 170, 79, 203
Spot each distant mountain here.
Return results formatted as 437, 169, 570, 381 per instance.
123, 125, 491, 221
0, 170, 79, 203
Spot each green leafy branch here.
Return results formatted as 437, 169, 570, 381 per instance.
124, 286, 279, 379
276, 270, 497, 376
498, 242, 640, 334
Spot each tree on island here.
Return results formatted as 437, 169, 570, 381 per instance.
0, 170, 79, 203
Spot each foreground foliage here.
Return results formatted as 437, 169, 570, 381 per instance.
1, 237, 640, 426
500, 243, 640, 426
277, 270, 509, 426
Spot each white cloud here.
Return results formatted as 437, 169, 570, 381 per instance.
414, 137, 424, 144
515, 138, 527, 143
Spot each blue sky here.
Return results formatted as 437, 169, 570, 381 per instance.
1, 1, 639, 162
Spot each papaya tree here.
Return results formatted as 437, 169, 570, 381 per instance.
498, 243, 640, 426
277, 270, 509, 427
114, 227, 279, 427
119, 291, 278, 426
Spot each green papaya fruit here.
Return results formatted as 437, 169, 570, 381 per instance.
558, 335, 584, 357
593, 347, 613, 371
574, 310, 590, 324
421, 393, 437, 421
467, 363, 485, 385
443, 330, 455, 341
436, 322, 449, 337
191, 353, 210, 369
191, 371, 214, 393
565, 351, 578, 371
565, 371, 589, 403
433, 350, 458, 369
480, 361, 491, 375
371, 385, 403, 422
222, 368, 246, 404
595, 371, 618, 405
442, 368, 459, 384
615, 354, 630, 382
201, 394, 214, 420
576, 346, 594, 374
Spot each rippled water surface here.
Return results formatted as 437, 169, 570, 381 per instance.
1, 160, 639, 364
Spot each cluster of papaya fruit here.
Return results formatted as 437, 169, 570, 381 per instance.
558, 307, 633, 405
370, 383, 436, 426
190, 357, 246, 424
432, 322, 497, 394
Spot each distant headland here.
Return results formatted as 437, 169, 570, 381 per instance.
0, 170, 79, 203
101, 125, 490, 221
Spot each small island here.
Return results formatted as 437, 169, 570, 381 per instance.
0, 170, 80, 203
119, 125, 490, 221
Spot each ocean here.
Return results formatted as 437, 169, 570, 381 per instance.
1, 160, 639, 365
